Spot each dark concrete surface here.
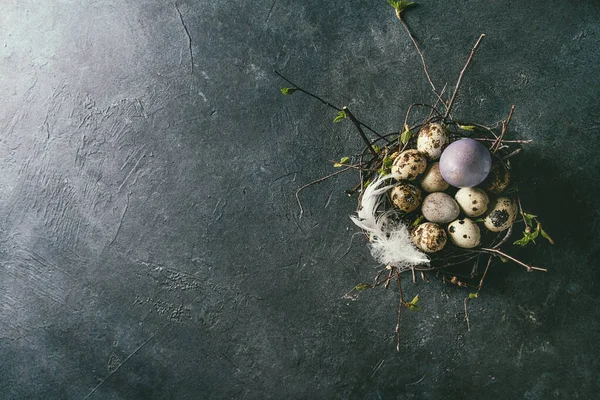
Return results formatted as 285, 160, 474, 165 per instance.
1, 0, 599, 398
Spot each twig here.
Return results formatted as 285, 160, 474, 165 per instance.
491, 105, 515, 153
275, 70, 341, 111
344, 107, 378, 156
398, 17, 438, 96
464, 298, 471, 331
396, 270, 403, 352
444, 34, 486, 120
296, 167, 354, 218
479, 247, 547, 272
477, 255, 494, 294
275, 70, 388, 142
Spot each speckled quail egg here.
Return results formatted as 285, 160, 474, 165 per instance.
391, 149, 427, 181
417, 123, 450, 160
390, 182, 422, 213
447, 218, 481, 248
421, 192, 460, 224
483, 197, 517, 232
455, 187, 490, 217
411, 222, 447, 253
481, 161, 511, 194
419, 162, 450, 192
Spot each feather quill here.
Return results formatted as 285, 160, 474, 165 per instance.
350, 174, 429, 270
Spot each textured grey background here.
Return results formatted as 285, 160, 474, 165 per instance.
1, 0, 599, 399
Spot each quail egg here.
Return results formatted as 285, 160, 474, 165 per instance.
447, 218, 481, 248
454, 187, 490, 217
411, 222, 447, 253
419, 162, 450, 192
421, 192, 460, 224
481, 161, 511, 194
417, 123, 450, 160
391, 149, 427, 181
439, 138, 492, 188
390, 182, 422, 213
483, 197, 517, 232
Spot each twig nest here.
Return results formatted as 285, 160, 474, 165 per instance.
391, 149, 427, 181
390, 182, 422, 213
421, 192, 460, 224
411, 222, 447, 253
481, 161, 511, 194
454, 187, 490, 217
439, 138, 492, 188
447, 218, 481, 248
419, 162, 450, 193
417, 123, 450, 160
483, 197, 517, 232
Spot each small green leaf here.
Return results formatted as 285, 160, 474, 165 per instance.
363, 179, 372, 188
400, 127, 412, 145
334, 156, 350, 167
280, 87, 297, 95
541, 229, 554, 244
354, 283, 373, 291
409, 295, 419, 305
387, 0, 415, 16
457, 124, 476, 131
373, 145, 381, 153
500, 256, 509, 263
474, 218, 485, 223
333, 110, 347, 123
523, 213, 537, 226
407, 304, 420, 311
469, 293, 478, 299
412, 215, 425, 226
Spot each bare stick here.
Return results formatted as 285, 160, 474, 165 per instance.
464, 298, 471, 331
344, 107, 378, 156
444, 34, 485, 120
396, 270, 404, 352
479, 247, 547, 272
398, 17, 438, 95
296, 167, 353, 218
492, 105, 515, 153
477, 255, 494, 294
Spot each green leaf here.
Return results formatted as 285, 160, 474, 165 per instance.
373, 145, 381, 153
400, 127, 412, 145
409, 295, 419, 305
474, 218, 485, 223
334, 156, 350, 167
387, 0, 415, 15
354, 283, 373, 291
469, 293, 478, 299
407, 304, 420, 311
523, 213, 537, 226
280, 87, 297, 95
333, 110, 347, 123
412, 215, 425, 226
457, 124, 476, 131
541, 229, 554, 244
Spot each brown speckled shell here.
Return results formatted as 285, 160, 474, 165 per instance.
411, 222, 447, 253
391, 149, 427, 181
390, 182, 423, 213
481, 161, 511, 194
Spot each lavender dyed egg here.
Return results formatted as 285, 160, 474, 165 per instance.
439, 139, 492, 188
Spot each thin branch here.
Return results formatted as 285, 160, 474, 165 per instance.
491, 105, 515, 153
464, 298, 471, 331
343, 107, 378, 156
479, 247, 547, 272
444, 34, 486, 120
275, 70, 341, 111
476, 255, 494, 294
398, 17, 438, 95
296, 167, 354, 218
396, 270, 403, 352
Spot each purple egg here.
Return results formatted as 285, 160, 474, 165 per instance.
439, 138, 492, 188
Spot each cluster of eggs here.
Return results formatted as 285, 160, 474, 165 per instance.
388, 123, 516, 253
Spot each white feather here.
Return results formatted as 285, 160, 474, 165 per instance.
350, 174, 429, 269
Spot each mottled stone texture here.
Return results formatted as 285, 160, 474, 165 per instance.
1, 0, 599, 399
